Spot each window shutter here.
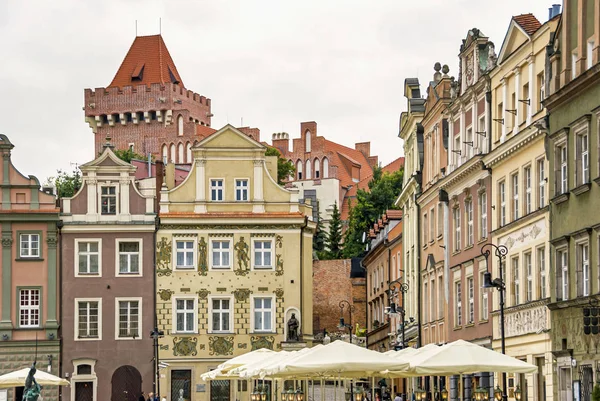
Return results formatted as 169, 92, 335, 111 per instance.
556, 253, 563, 301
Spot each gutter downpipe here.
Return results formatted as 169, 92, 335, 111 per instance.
57, 219, 64, 400
153, 215, 160, 399
300, 215, 308, 337
415, 192, 422, 349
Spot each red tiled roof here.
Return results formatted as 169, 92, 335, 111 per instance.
513, 14, 542, 36
386, 210, 403, 219
109, 35, 185, 88
196, 125, 217, 139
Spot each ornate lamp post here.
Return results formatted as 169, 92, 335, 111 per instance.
388, 282, 410, 349
339, 300, 355, 401
150, 327, 164, 401
440, 388, 448, 400
481, 243, 508, 401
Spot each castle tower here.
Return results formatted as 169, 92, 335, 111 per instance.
84, 34, 214, 163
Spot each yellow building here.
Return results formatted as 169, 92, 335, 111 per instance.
156, 125, 315, 401
484, 13, 558, 401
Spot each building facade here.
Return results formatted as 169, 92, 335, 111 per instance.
156, 125, 315, 401
544, 1, 600, 400
59, 144, 156, 401
84, 34, 214, 160
0, 135, 60, 401
485, 12, 558, 401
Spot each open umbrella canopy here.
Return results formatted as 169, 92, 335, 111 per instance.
382, 343, 442, 377
263, 341, 409, 378
412, 339, 538, 375
240, 347, 321, 379
0, 368, 70, 388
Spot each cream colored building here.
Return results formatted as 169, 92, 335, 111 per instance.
485, 13, 558, 401
156, 125, 315, 401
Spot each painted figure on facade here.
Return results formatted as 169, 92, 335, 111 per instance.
287, 313, 300, 341
23, 363, 42, 401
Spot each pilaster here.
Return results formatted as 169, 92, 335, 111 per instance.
252, 160, 265, 213
501, 79, 508, 143
514, 68, 521, 135
45, 223, 59, 338
194, 160, 207, 213
527, 57, 534, 125
0, 223, 13, 335
2, 153, 10, 210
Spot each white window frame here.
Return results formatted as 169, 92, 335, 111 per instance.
429, 207, 435, 243
453, 207, 461, 252
250, 295, 276, 333
74, 239, 102, 277
576, 130, 589, 185
538, 246, 546, 299
423, 282, 428, 322
100, 185, 118, 215
114, 297, 142, 340
208, 295, 234, 334
579, 242, 590, 297
252, 238, 274, 270
537, 158, 546, 208
453, 134, 461, 166
478, 116, 486, 152
19, 233, 40, 258
423, 213, 428, 244
465, 127, 473, 158
556, 141, 568, 194
572, 52, 578, 79
480, 270, 488, 321
512, 173, 519, 221
499, 181, 506, 227
479, 192, 487, 240
524, 166, 532, 214
455, 281, 462, 327
235, 178, 249, 202
19, 288, 40, 328
75, 298, 102, 341
172, 296, 198, 334
525, 252, 533, 302
115, 239, 143, 277
437, 203, 444, 237
210, 178, 224, 201
558, 248, 569, 300
465, 200, 473, 247
588, 40, 595, 70
512, 256, 520, 306
173, 238, 196, 270
467, 276, 474, 324
210, 238, 233, 270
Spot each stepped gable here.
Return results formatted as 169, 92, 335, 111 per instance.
109, 34, 185, 88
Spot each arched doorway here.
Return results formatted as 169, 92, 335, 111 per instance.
111, 365, 142, 401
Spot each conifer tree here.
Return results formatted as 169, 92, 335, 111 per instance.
313, 206, 327, 258
326, 202, 343, 259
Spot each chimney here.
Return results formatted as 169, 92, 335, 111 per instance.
272, 132, 290, 154
355, 142, 371, 158
237, 127, 261, 142
549, 4, 560, 19
155, 160, 165, 212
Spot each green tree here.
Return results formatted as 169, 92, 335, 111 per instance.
592, 383, 600, 401
265, 147, 295, 185
112, 148, 146, 163
313, 206, 327, 259
343, 167, 404, 258
326, 202, 343, 259
46, 168, 82, 198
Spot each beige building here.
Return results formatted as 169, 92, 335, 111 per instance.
485, 13, 558, 401
155, 125, 315, 401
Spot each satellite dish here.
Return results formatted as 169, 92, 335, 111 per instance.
361, 232, 367, 242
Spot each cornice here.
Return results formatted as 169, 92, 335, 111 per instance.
484, 124, 546, 167
395, 176, 419, 207
544, 63, 600, 111
440, 157, 486, 191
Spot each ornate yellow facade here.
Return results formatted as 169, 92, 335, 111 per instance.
156, 125, 314, 401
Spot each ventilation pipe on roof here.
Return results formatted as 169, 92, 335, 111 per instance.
549, 4, 561, 20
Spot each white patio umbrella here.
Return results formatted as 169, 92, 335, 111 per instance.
412, 339, 538, 375
0, 368, 70, 388
382, 343, 442, 377
263, 341, 409, 379
240, 347, 320, 379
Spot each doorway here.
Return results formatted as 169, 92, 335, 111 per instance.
75, 382, 94, 401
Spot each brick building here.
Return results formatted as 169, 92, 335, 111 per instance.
84, 34, 214, 161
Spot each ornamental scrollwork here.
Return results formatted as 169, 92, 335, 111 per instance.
234, 236, 250, 276
198, 237, 208, 276
173, 337, 197, 356
233, 289, 252, 303
156, 237, 172, 276
275, 235, 284, 276
161, 224, 302, 231
273, 288, 284, 300
1, 238, 13, 248
46, 236, 58, 249
158, 289, 174, 301
209, 336, 234, 355
197, 289, 210, 300
251, 336, 274, 350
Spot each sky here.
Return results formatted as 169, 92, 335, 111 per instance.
0, 0, 558, 182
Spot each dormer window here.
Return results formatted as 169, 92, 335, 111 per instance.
101, 186, 117, 215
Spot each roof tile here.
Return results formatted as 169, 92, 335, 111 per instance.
513, 14, 542, 36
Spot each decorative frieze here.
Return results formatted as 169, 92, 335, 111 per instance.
209, 336, 234, 355
233, 289, 252, 303
173, 337, 198, 356
156, 237, 172, 276
198, 237, 207, 276
234, 237, 250, 276
251, 336, 275, 350
275, 235, 284, 276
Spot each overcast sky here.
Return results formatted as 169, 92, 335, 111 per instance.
0, 0, 557, 182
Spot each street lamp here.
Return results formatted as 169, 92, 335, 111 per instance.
387, 281, 410, 349
414, 388, 426, 401
474, 387, 489, 401
493, 386, 503, 401
339, 300, 355, 401
514, 385, 521, 401
295, 388, 304, 401
150, 327, 164, 401
440, 388, 448, 400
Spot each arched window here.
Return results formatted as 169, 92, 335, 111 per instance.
305, 130, 311, 152
322, 157, 329, 178
170, 144, 175, 163
186, 142, 192, 163
178, 143, 184, 163
162, 144, 168, 164
305, 159, 312, 179
177, 115, 184, 136
314, 158, 321, 179
296, 160, 303, 180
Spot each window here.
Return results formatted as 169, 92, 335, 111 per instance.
178, 143, 184, 163
19, 289, 40, 328
170, 144, 176, 163
77, 241, 100, 275
576, 131, 589, 185
453, 135, 461, 166
186, 142, 192, 163
480, 271, 488, 321
175, 240, 195, 269
253, 240, 273, 269
572, 52, 578, 79
77, 300, 100, 339
465, 127, 473, 158
453, 207, 461, 251
538, 247, 546, 299
479, 193, 487, 240
579, 243, 590, 297
211, 298, 231, 333
305, 131, 311, 152
455, 282, 462, 326
296, 160, 303, 180
322, 157, 329, 178
117, 299, 140, 339
467, 277, 474, 324
211, 240, 231, 269
524, 166, 532, 214
537, 159, 546, 208
118, 241, 140, 275
429, 208, 435, 243
512, 257, 520, 305
437, 203, 444, 237
210, 179, 224, 201
314, 159, 321, 179
465, 200, 473, 247
499, 181, 506, 227
101, 186, 117, 215
423, 282, 428, 322
512, 173, 519, 220
525, 252, 532, 302
557, 249, 569, 300
478, 116, 486, 152
20, 233, 40, 258
175, 298, 196, 333
588, 41, 596, 70
510, 92, 516, 129
496, 102, 503, 140
537, 72, 545, 111
423, 213, 428, 244
253, 297, 273, 332
305, 159, 312, 180
235, 179, 249, 201
438, 275, 444, 320
177, 115, 184, 136
557, 143, 568, 194
521, 83, 529, 123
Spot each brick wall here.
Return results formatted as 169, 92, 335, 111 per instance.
313, 259, 366, 335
